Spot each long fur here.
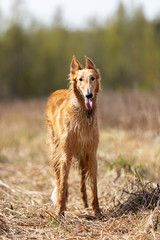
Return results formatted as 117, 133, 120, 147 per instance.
45, 56, 101, 217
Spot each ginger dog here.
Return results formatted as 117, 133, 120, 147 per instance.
46, 56, 101, 217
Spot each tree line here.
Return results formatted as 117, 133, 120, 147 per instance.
0, 3, 160, 99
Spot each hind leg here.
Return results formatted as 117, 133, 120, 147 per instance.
51, 160, 60, 206
47, 125, 60, 206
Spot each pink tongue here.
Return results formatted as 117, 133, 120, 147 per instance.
85, 98, 93, 110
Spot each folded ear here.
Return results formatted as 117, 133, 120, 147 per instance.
70, 56, 83, 75
85, 56, 96, 70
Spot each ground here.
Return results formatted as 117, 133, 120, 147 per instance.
0, 94, 160, 239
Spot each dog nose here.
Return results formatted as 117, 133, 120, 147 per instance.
86, 93, 93, 99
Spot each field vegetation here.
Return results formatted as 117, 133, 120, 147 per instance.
1, 92, 160, 239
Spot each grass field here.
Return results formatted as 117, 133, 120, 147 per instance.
0, 92, 160, 240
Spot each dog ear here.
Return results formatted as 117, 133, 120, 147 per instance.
70, 56, 82, 75
85, 56, 96, 70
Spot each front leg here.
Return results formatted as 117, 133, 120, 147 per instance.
80, 160, 88, 208
88, 155, 101, 217
56, 153, 71, 216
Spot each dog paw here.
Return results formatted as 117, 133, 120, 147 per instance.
95, 211, 105, 220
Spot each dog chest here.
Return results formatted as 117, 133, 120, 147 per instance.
69, 121, 99, 152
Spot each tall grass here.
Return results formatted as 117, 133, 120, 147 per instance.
99, 91, 160, 133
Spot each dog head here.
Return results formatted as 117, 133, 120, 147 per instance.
70, 56, 101, 110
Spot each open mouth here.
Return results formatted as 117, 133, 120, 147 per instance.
85, 97, 93, 110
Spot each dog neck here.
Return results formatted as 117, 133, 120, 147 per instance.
69, 81, 97, 125
73, 97, 94, 126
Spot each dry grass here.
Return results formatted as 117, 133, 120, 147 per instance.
99, 91, 160, 133
0, 92, 160, 239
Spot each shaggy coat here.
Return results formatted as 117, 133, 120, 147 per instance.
46, 56, 101, 217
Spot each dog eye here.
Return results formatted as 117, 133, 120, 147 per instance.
79, 77, 83, 81
91, 76, 95, 81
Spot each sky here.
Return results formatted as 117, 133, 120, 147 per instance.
0, 0, 160, 29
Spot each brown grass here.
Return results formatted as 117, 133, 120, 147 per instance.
0, 92, 160, 239
99, 91, 160, 133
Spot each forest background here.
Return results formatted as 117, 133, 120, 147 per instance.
0, 1, 160, 99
